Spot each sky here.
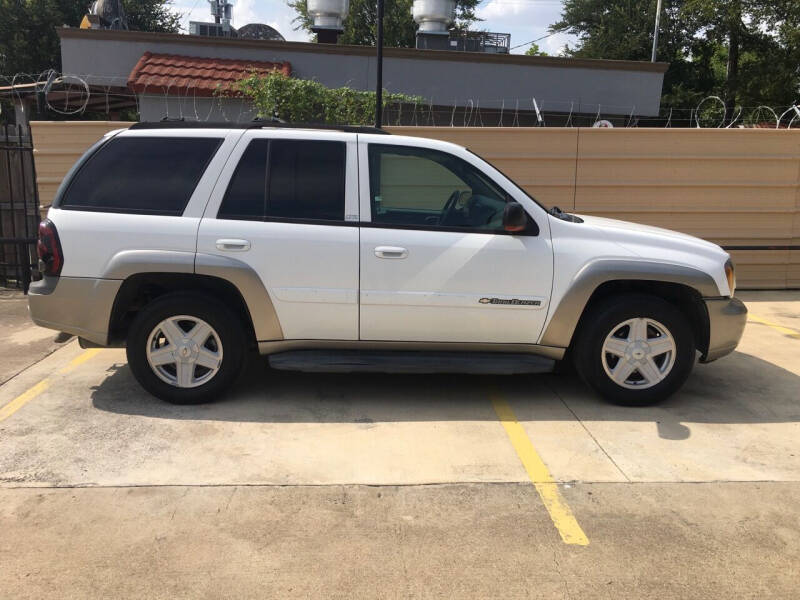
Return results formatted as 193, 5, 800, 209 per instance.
169, 0, 577, 55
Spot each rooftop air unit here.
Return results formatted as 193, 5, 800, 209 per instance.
308, 0, 350, 43
449, 31, 511, 54
189, 22, 234, 37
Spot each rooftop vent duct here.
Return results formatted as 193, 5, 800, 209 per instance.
413, 0, 454, 34
413, 0, 455, 50
308, 0, 350, 44
84, 0, 128, 30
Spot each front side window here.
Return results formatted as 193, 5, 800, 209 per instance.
218, 139, 346, 222
368, 144, 510, 231
60, 137, 222, 215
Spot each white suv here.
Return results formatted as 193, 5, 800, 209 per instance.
28, 122, 746, 405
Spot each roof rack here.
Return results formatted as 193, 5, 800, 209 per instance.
129, 119, 390, 134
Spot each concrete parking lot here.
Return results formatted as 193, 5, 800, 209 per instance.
1, 290, 799, 598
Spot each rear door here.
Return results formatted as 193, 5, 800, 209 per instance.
197, 130, 360, 340
357, 137, 553, 345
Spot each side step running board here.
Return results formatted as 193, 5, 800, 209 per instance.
268, 350, 554, 375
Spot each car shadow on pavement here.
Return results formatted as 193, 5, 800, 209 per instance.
90, 349, 800, 441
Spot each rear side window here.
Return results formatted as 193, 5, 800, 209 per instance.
218, 140, 268, 219
218, 139, 346, 222
59, 137, 222, 215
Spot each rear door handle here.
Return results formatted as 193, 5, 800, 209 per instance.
216, 238, 251, 252
374, 246, 408, 259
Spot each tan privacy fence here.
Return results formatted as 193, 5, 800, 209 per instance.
390, 127, 800, 289
31, 121, 800, 288
31, 121, 135, 210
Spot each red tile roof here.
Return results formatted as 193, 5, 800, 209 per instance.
127, 52, 291, 97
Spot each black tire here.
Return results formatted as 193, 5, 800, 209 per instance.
126, 292, 246, 404
572, 293, 695, 406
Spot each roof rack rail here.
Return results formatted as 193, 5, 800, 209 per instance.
129, 120, 390, 134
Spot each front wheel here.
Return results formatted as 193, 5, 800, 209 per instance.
126, 293, 246, 404
573, 294, 696, 406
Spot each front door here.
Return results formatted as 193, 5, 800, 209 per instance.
358, 141, 553, 345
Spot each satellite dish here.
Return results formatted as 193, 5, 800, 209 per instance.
236, 23, 286, 41
592, 120, 614, 128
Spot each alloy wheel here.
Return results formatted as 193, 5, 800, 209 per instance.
601, 317, 676, 390
145, 315, 223, 388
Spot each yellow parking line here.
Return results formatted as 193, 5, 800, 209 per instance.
491, 392, 589, 546
0, 380, 50, 423
0, 349, 101, 424
748, 314, 800, 340
59, 348, 102, 372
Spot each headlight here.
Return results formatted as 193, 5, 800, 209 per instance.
724, 259, 736, 296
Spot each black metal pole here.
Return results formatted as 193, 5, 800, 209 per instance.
375, 0, 385, 128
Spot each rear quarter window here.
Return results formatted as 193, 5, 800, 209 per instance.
58, 136, 222, 215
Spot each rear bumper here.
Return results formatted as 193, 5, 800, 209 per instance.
28, 276, 121, 347
701, 296, 747, 363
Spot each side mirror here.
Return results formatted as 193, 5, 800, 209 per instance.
503, 202, 528, 233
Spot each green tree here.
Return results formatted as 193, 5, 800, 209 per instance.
552, 0, 688, 61
0, 0, 181, 76
551, 0, 705, 108
524, 43, 547, 57
684, 0, 799, 112
289, 0, 481, 48
760, 1, 800, 109
551, 0, 799, 112
683, 1, 752, 116
125, 0, 182, 34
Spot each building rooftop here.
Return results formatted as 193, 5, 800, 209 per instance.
57, 27, 669, 119
58, 27, 668, 74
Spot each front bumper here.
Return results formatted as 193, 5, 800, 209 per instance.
700, 296, 747, 363
28, 276, 121, 347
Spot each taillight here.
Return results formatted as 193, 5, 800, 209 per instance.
37, 219, 63, 277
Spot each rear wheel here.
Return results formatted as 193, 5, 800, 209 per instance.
126, 293, 246, 404
573, 294, 696, 406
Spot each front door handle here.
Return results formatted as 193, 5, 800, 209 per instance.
216, 238, 251, 252
374, 246, 408, 259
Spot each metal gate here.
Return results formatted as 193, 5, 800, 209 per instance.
0, 124, 40, 292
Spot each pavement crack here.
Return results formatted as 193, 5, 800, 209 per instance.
552, 552, 571, 599
170, 488, 190, 520
0, 342, 72, 390
2, 480, 800, 490
221, 486, 237, 513
547, 380, 632, 483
